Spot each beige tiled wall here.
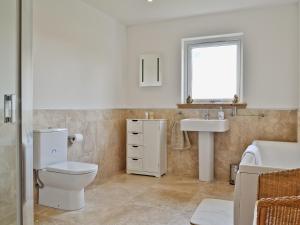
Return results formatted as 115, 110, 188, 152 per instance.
33, 108, 297, 182
33, 110, 127, 182
298, 110, 300, 142
125, 109, 297, 180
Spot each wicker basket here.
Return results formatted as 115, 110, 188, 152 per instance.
256, 169, 300, 225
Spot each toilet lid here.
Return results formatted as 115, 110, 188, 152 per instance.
46, 161, 98, 175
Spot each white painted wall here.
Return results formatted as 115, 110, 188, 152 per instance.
33, 0, 127, 109
126, 3, 299, 109
34, 2, 299, 109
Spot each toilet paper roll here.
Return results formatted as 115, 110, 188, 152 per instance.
68, 134, 83, 144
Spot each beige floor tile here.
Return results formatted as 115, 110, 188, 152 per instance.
35, 174, 234, 225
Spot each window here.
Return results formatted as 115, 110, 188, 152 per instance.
182, 33, 243, 103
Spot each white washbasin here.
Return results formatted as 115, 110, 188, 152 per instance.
180, 118, 230, 182
180, 119, 230, 132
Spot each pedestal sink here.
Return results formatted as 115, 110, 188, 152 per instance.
180, 119, 230, 182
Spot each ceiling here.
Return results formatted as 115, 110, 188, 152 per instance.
82, 0, 298, 25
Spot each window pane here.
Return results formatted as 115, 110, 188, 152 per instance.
191, 44, 238, 100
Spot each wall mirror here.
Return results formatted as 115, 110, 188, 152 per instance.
139, 54, 162, 87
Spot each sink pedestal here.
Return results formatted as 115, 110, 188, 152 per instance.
198, 132, 214, 182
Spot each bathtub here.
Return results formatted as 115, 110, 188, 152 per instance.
234, 140, 300, 225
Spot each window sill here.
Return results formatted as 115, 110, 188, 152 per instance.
177, 103, 247, 109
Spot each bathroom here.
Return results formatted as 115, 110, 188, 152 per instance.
1, 0, 300, 224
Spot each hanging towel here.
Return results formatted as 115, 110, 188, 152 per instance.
171, 121, 191, 150
241, 145, 262, 165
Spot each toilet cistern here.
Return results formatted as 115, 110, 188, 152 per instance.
180, 118, 230, 182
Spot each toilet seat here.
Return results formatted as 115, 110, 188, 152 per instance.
46, 161, 98, 175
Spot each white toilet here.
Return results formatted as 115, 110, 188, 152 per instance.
33, 128, 98, 211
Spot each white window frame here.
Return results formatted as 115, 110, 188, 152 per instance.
181, 33, 244, 103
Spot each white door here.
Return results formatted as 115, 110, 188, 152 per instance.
0, 0, 20, 224
0, 0, 33, 224
143, 121, 160, 173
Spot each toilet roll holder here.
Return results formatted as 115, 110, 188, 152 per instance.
68, 134, 83, 145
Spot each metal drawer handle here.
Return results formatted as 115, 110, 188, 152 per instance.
4, 94, 16, 123
132, 120, 138, 122
132, 132, 139, 135
132, 145, 139, 148
132, 158, 139, 161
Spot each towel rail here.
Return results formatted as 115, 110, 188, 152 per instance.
236, 113, 265, 118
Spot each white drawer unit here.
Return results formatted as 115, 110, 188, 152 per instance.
127, 120, 143, 133
127, 158, 143, 171
127, 132, 144, 145
127, 145, 144, 158
126, 119, 167, 177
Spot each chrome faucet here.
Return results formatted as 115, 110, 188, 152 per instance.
204, 110, 209, 120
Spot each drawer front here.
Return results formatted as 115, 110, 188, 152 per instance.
127, 145, 144, 158
127, 120, 143, 133
127, 132, 143, 145
127, 158, 143, 171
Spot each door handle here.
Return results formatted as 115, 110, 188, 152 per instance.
4, 94, 16, 123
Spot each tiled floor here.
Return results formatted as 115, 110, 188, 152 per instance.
35, 174, 234, 225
